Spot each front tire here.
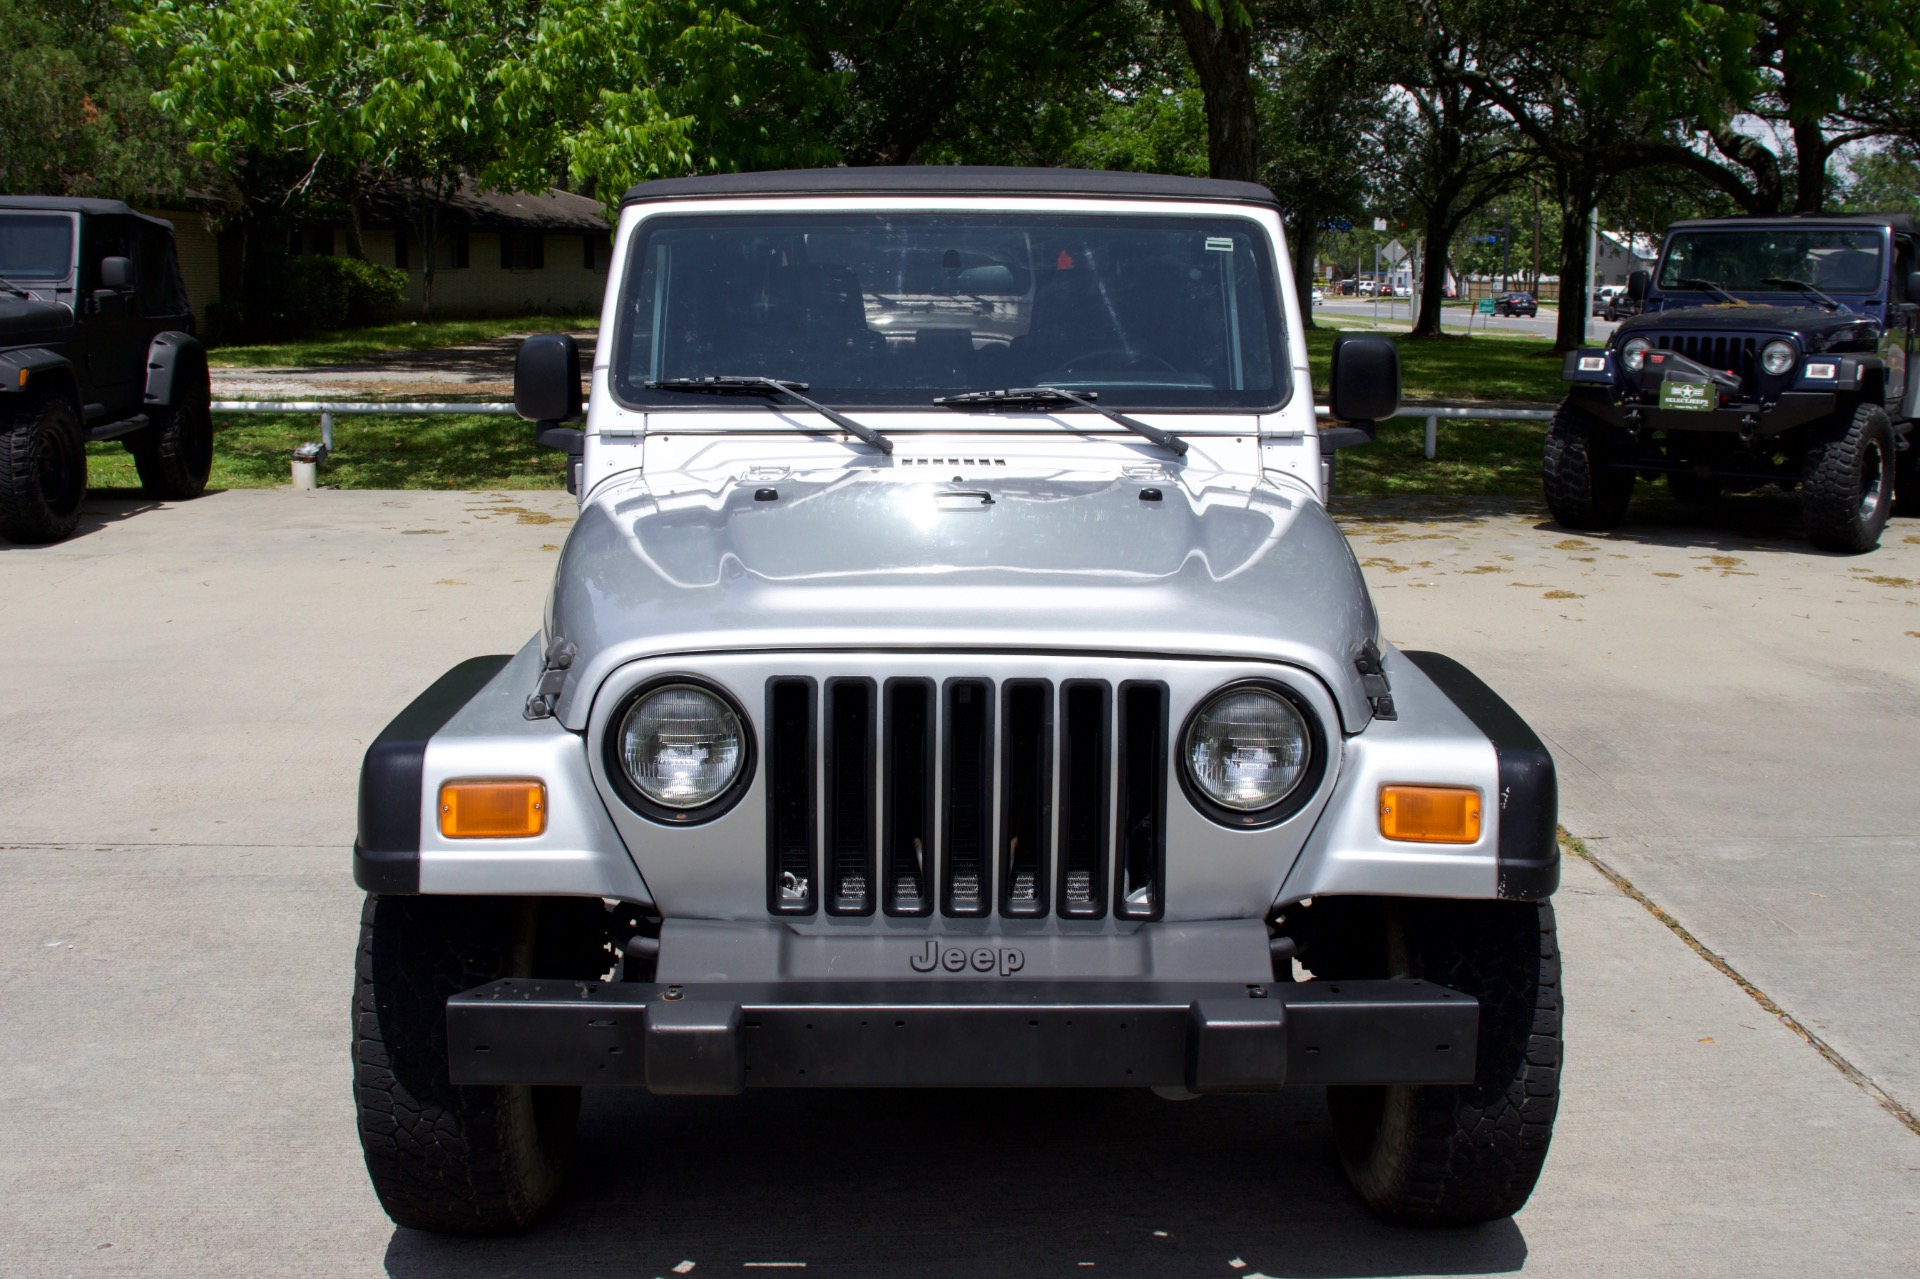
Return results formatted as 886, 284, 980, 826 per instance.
1326, 900, 1562, 1226
353, 895, 603, 1234
130, 401, 214, 499
1543, 401, 1634, 529
1802, 402, 1894, 554
0, 390, 87, 544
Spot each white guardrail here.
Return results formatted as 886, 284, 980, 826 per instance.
209, 400, 1559, 474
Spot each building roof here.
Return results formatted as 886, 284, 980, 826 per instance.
361, 184, 610, 233
622, 166, 1279, 209
1666, 212, 1919, 235
0, 194, 178, 231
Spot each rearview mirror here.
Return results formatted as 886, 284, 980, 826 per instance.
1328, 332, 1400, 431
1627, 269, 1649, 301
514, 333, 582, 425
99, 256, 133, 291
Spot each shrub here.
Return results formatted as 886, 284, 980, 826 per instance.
260, 254, 409, 336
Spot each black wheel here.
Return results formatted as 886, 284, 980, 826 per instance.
1542, 401, 1634, 529
1665, 470, 1722, 504
354, 895, 607, 1234
130, 401, 214, 499
1802, 402, 1894, 553
0, 390, 87, 544
1325, 900, 1562, 1226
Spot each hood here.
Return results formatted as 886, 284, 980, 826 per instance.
546, 470, 1380, 731
0, 296, 72, 340
1623, 301, 1872, 338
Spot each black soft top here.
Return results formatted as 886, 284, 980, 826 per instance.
0, 194, 175, 231
1665, 211, 1919, 236
623, 166, 1277, 210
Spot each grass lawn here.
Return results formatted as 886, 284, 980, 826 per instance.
1303, 325, 1567, 404
1331, 417, 1545, 498
208, 314, 597, 368
86, 412, 568, 492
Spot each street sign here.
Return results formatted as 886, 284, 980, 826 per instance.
1381, 239, 1409, 266
1477, 299, 1496, 314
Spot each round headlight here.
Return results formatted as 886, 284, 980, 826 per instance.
1621, 336, 1652, 371
615, 683, 746, 810
1183, 686, 1312, 813
1760, 339, 1796, 376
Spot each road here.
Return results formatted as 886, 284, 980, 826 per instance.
2, 488, 1916, 1278
1315, 297, 1620, 344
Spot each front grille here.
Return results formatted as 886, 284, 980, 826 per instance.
766, 675, 1167, 920
1654, 333, 1757, 383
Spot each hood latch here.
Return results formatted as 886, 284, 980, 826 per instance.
524, 637, 577, 720
1355, 640, 1396, 721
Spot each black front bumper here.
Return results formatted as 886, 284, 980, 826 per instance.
446, 977, 1478, 1095
1569, 386, 1836, 436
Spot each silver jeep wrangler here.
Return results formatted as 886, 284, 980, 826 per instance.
351, 168, 1562, 1234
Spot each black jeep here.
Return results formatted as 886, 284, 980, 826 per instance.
1549, 212, 1917, 553
0, 196, 212, 544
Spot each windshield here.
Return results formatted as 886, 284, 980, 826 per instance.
0, 213, 77, 280
1656, 227, 1885, 295
613, 212, 1285, 410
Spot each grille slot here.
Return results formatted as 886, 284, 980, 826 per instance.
999, 681, 1053, 917
1115, 682, 1169, 920
768, 674, 1151, 920
942, 679, 994, 916
1656, 334, 1757, 382
765, 678, 816, 915
824, 678, 876, 915
883, 679, 935, 916
1057, 680, 1111, 918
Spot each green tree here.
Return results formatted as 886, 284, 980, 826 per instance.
0, 0, 196, 198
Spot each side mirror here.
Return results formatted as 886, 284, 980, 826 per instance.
1627, 269, 1649, 301
1907, 270, 1920, 302
1328, 332, 1400, 433
514, 333, 582, 425
99, 256, 133, 291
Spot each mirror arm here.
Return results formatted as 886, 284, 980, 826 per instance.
536, 424, 584, 455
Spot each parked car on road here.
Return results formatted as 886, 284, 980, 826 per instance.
1552, 211, 1918, 552
0, 196, 211, 544
1311, 286, 1325, 305
350, 166, 1565, 1237
1591, 285, 1625, 317
1491, 291, 1538, 317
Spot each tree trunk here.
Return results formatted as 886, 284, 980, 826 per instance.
1552, 186, 1594, 352
1410, 207, 1458, 339
343, 175, 367, 261
1791, 116, 1830, 212
1290, 215, 1320, 329
1164, 1, 1258, 181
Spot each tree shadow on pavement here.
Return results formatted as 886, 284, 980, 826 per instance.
381, 1087, 1528, 1279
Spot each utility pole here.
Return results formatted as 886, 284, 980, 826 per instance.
1501, 209, 1512, 292
1585, 209, 1598, 344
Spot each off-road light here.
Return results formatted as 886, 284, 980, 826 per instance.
1621, 337, 1652, 371
1760, 340, 1796, 376
1804, 361, 1838, 380
1378, 785, 1482, 844
1577, 355, 1607, 372
1183, 686, 1311, 812
439, 779, 547, 838
616, 682, 746, 808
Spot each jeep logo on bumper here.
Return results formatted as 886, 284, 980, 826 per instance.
910, 940, 1025, 976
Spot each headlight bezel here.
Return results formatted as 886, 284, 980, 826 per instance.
1620, 336, 1653, 371
1176, 679, 1329, 829
1759, 339, 1797, 377
602, 675, 756, 825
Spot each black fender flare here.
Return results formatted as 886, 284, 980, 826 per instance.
143, 331, 209, 412
0, 347, 80, 405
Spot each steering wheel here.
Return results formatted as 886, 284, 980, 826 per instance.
1049, 348, 1181, 376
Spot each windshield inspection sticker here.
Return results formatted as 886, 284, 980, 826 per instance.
1658, 380, 1714, 411
1205, 236, 1234, 252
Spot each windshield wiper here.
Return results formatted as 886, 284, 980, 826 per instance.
1674, 277, 1741, 305
933, 386, 1188, 456
647, 375, 892, 454
1761, 276, 1842, 312
0, 274, 33, 299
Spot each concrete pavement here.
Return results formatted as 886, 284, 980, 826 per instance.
2, 488, 1916, 1277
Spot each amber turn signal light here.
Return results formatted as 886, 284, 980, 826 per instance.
439, 779, 547, 838
1379, 785, 1482, 844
